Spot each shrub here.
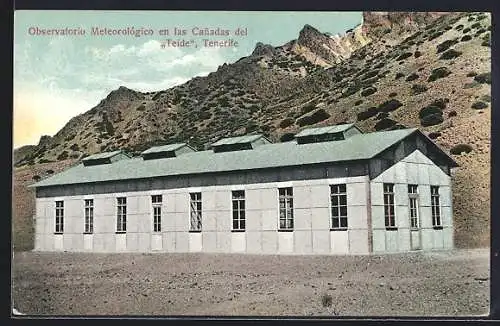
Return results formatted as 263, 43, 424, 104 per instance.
378, 99, 403, 113
430, 98, 449, 110
461, 34, 472, 42
428, 67, 451, 82
474, 72, 491, 84
450, 144, 473, 155
375, 118, 397, 131
448, 110, 457, 117
480, 94, 491, 103
436, 39, 458, 53
471, 22, 481, 29
296, 109, 331, 127
481, 33, 490, 47
199, 111, 212, 120
428, 30, 444, 41
455, 24, 464, 30
463, 27, 471, 33
57, 151, 69, 161
341, 84, 361, 98
394, 72, 405, 80
301, 103, 317, 115
428, 132, 441, 139
414, 51, 422, 58
389, 92, 397, 98
354, 100, 363, 106
136, 104, 146, 111
464, 81, 481, 89
396, 52, 413, 61
405, 73, 419, 82
32, 175, 41, 181
279, 117, 295, 129
439, 49, 462, 60
280, 133, 295, 142
471, 101, 488, 110
69, 144, 79, 151
419, 105, 443, 119
421, 113, 444, 127
357, 107, 379, 121
321, 294, 333, 308
46, 169, 54, 174
467, 71, 477, 77
361, 87, 377, 97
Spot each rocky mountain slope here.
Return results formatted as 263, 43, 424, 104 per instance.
13, 11, 491, 250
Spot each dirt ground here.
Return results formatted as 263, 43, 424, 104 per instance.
11, 248, 490, 317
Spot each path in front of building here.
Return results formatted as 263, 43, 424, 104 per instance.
12, 248, 489, 317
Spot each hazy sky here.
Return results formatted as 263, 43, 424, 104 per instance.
13, 10, 362, 148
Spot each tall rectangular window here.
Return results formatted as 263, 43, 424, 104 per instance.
232, 190, 246, 231
84, 199, 94, 233
408, 185, 419, 229
331, 184, 347, 229
383, 183, 396, 228
190, 192, 202, 231
152, 195, 162, 232
278, 187, 294, 230
116, 197, 127, 232
55, 201, 64, 233
431, 186, 441, 227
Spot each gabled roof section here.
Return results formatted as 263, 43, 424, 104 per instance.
140, 143, 195, 160
141, 143, 187, 155
82, 150, 123, 161
211, 134, 266, 146
82, 150, 130, 166
211, 134, 271, 153
295, 123, 357, 137
31, 128, 426, 188
295, 123, 363, 144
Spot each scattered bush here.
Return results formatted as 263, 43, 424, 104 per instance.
467, 71, 477, 77
199, 111, 212, 120
136, 104, 146, 111
481, 33, 490, 47
411, 84, 428, 95
405, 73, 419, 82
428, 67, 451, 82
377, 99, 403, 113
450, 144, 473, 155
357, 107, 379, 121
389, 92, 397, 98
280, 133, 295, 142
474, 72, 491, 84
471, 101, 488, 110
361, 69, 380, 80
430, 98, 449, 110
448, 110, 458, 117
354, 100, 363, 106
421, 113, 444, 127
321, 294, 333, 308
341, 84, 362, 98
361, 87, 377, 97
301, 103, 317, 115
463, 81, 481, 89
69, 144, 79, 151
436, 39, 458, 53
296, 109, 331, 127
480, 94, 491, 103
428, 30, 445, 41
394, 72, 405, 80
375, 118, 397, 131
46, 169, 54, 174
419, 106, 443, 119
462, 27, 471, 33
428, 132, 441, 139
396, 52, 413, 61
57, 151, 69, 161
279, 117, 295, 129
471, 22, 481, 29
32, 175, 41, 182
439, 49, 462, 60
414, 51, 422, 58
455, 24, 464, 30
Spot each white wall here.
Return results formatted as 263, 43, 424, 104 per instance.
371, 150, 453, 253
33, 175, 371, 255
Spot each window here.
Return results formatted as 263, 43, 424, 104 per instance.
383, 183, 396, 229
116, 197, 127, 232
232, 190, 245, 231
431, 186, 442, 228
152, 195, 162, 232
84, 199, 94, 233
330, 184, 347, 229
55, 201, 64, 233
190, 192, 202, 231
278, 187, 294, 230
408, 185, 418, 229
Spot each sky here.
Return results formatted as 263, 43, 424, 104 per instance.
13, 10, 363, 148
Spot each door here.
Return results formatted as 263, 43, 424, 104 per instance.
408, 185, 421, 250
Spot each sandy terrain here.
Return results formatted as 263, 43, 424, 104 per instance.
12, 248, 489, 317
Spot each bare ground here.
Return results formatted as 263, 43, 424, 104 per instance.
12, 248, 489, 317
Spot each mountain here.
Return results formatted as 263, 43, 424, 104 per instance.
12, 11, 491, 250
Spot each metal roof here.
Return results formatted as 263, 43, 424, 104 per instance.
211, 134, 264, 146
141, 143, 188, 155
295, 124, 355, 137
31, 128, 429, 188
82, 150, 124, 161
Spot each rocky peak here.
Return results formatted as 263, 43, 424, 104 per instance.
362, 12, 450, 38
37, 135, 52, 147
252, 42, 276, 57
105, 85, 142, 103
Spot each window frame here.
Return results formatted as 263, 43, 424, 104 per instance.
383, 183, 397, 230
84, 199, 94, 234
189, 192, 202, 232
408, 185, 419, 230
152, 195, 162, 233
431, 186, 442, 229
278, 187, 294, 231
231, 190, 246, 232
330, 184, 348, 231
55, 200, 64, 234
116, 197, 127, 233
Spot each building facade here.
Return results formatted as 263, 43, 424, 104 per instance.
30, 124, 458, 254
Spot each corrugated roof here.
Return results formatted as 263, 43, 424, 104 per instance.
31, 128, 420, 188
82, 150, 123, 161
211, 134, 263, 146
295, 124, 355, 137
141, 143, 187, 155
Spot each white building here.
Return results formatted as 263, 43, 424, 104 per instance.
30, 124, 458, 254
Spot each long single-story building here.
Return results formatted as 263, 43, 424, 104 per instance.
30, 124, 458, 254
